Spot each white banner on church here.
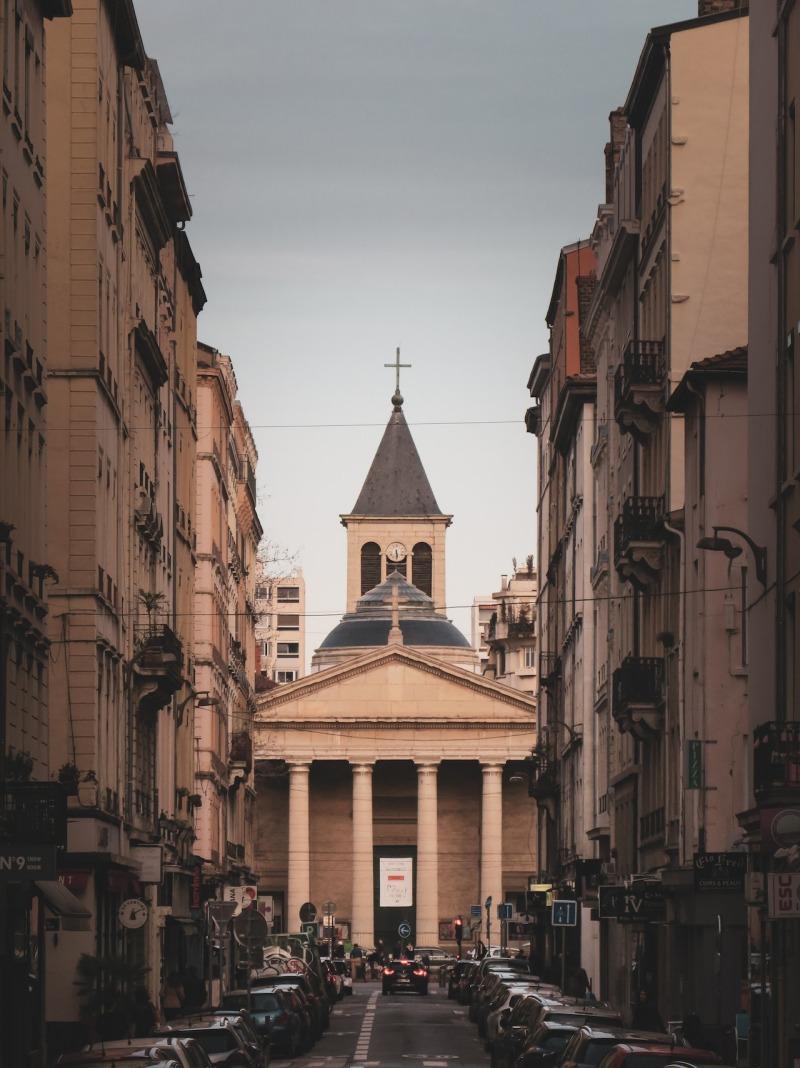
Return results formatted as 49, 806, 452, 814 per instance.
379, 857, 413, 908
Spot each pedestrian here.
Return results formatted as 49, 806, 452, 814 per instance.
475, 939, 487, 960
132, 987, 158, 1037
350, 942, 365, 982
565, 967, 590, 998
160, 972, 185, 1022
182, 965, 205, 1010
631, 989, 664, 1032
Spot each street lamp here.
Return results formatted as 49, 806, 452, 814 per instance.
696, 525, 767, 588
539, 719, 582, 746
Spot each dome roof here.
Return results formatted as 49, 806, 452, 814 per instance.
319, 571, 471, 651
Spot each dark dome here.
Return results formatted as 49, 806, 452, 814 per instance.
319, 571, 471, 650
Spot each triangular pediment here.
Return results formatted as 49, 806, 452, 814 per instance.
255, 643, 535, 725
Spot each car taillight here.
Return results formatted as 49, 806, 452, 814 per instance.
413, 968, 427, 977
383, 967, 395, 976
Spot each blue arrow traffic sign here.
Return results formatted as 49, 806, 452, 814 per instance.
551, 899, 578, 927
398, 921, 412, 939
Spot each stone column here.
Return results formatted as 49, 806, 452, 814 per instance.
287, 762, 311, 933
351, 763, 374, 948
480, 763, 504, 937
416, 762, 440, 946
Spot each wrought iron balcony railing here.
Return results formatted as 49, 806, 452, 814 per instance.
612, 656, 665, 739
754, 721, 800, 801
528, 754, 560, 800
614, 496, 665, 589
614, 339, 666, 442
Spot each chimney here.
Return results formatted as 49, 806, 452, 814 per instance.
698, 0, 745, 16
604, 108, 627, 204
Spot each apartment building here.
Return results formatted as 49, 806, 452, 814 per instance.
471, 594, 495, 674
746, 3, 800, 1065
0, 2, 72, 1063
481, 560, 538, 696
527, 239, 599, 986
255, 570, 306, 685
193, 343, 261, 908
44, 1, 207, 1039
531, 0, 749, 1035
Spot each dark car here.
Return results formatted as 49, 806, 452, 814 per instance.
448, 960, 477, 999
165, 1013, 266, 1067
513, 1020, 580, 1067
325, 958, 353, 996
157, 1021, 261, 1067
382, 957, 430, 995
264, 974, 330, 1033
57, 1038, 212, 1068
559, 1026, 677, 1067
491, 994, 565, 1068
222, 989, 303, 1058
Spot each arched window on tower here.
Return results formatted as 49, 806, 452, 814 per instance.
412, 542, 433, 596
361, 542, 381, 594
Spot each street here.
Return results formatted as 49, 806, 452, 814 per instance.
273, 984, 486, 1068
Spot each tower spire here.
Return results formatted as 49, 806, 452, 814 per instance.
384, 346, 411, 410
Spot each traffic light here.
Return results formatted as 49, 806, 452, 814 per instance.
454, 915, 463, 945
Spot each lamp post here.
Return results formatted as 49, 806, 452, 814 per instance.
696, 525, 767, 587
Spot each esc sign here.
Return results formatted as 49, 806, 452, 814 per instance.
768, 873, 800, 919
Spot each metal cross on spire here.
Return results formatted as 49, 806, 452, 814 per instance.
384, 347, 411, 410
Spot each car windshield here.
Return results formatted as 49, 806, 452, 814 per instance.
172, 1031, 236, 1054
249, 993, 280, 1012
543, 1033, 572, 1051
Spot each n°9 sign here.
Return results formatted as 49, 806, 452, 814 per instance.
0, 845, 57, 881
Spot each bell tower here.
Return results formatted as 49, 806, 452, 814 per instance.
340, 354, 451, 612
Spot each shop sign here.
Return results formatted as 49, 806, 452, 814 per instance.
130, 845, 163, 884
693, 852, 748, 893
598, 880, 665, 922
767, 873, 800, 919
0, 844, 57, 880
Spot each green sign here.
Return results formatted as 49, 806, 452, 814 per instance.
687, 739, 704, 789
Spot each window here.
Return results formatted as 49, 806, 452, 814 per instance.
277, 643, 299, 657
276, 586, 300, 603
412, 542, 432, 596
260, 640, 271, 658
277, 614, 299, 630
524, 645, 535, 669
275, 670, 296, 684
360, 542, 381, 595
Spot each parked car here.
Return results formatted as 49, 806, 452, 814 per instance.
596, 1045, 722, 1068
222, 989, 304, 1058
382, 957, 430, 995
453, 961, 480, 1002
165, 1014, 266, 1067
559, 1026, 678, 1068
158, 1020, 262, 1067
324, 958, 353, 996
513, 1020, 580, 1067
478, 975, 553, 1036
264, 974, 330, 1033
485, 982, 560, 1047
491, 994, 566, 1068
57, 1038, 212, 1068
320, 958, 344, 1001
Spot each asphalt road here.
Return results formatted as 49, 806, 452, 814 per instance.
272, 981, 487, 1068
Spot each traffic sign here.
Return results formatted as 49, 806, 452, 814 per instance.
233, 905, 269, 948
498, 902, 513, 920
470, 904, 482, 918
551, 900, 578, 927
299, 901, 317, 923
398, 921, 412, 939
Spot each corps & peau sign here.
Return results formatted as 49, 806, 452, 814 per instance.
693, 852, 747, 893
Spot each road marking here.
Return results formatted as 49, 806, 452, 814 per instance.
423, 1062, 449, 1066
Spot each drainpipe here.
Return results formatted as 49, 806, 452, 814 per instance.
661, 511, 686, 864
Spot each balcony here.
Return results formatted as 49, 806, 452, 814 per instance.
540, 653, 561, 691
229, 730, 253, 775
754, 721, 800, 802
528, 753, 559, 800
614, 340, 666, 442
612, 656, 665, 738
614, 496, 665, 589
132, 625, 184, 715
524, 404, 541, 436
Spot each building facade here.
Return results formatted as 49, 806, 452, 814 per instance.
193, 343, 261, 907
255, 570, 306, 685
746, 2, 800, 1065
482, 561, 538, 697
44, 0, 207, 1041
1, 1, 72, 1064
255, 390, 537, 948
532, 0, 750, 1034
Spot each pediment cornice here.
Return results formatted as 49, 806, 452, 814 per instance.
256, 643, 535, 716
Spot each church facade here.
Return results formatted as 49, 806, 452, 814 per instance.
253, 386, 537, 949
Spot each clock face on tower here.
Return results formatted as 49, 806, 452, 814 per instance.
386, 542, 407, 563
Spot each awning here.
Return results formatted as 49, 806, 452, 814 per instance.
35, 880, 92, 931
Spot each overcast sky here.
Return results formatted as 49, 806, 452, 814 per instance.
136, 1, 696, 653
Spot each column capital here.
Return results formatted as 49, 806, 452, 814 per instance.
351, 762, 374, 774
288, 761, 311, 775
416, 761, 441, 774
481, 761, 505, 774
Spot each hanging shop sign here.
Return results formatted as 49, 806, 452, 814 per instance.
0, 844, 57, 881
379, 857, 413, 908
598, 881, 665, 922
767, 873, 800, 919
760, 806, 800, 855
693, 852, 748, 893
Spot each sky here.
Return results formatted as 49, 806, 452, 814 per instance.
136, 0, 696, 654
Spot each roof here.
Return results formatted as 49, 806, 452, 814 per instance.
351, 403, 442, 516
319, 571, 471, 650
667, 345, 747, 412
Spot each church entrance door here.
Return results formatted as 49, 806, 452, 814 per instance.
373, 845, 417, 956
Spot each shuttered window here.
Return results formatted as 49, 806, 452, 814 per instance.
361, 542, 381, 594
412, 542, 432, 596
